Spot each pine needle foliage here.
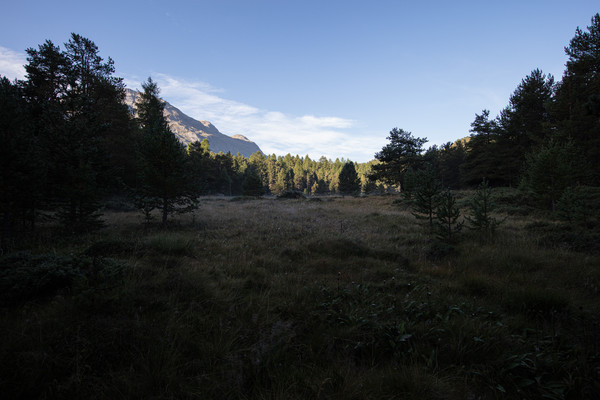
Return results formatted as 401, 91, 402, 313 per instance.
411, 166, 441, 232
466, 178, 502, 236
435, 189, 463, 242
135, 78, 197, 225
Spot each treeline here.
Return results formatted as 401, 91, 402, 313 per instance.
210, 151, 381, 197
2, 14, 599, 237
1, 34, 138, 235
0, 33, 379, 239
372, 13, 600, 212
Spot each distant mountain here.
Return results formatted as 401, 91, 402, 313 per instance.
124, 88, 262, 157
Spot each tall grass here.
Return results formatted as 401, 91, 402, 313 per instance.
0, 194, 598, 399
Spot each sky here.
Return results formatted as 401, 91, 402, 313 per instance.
1, 1, 598, 162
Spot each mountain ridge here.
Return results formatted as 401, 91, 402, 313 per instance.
124, 88, 262, 157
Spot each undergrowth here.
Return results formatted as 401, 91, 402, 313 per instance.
1, 194, 599, 399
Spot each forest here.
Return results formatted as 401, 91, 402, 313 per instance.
2, 15, 600, 232
0, 13, 599, 400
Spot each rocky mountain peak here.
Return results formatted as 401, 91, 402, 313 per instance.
124, 88, 262, 157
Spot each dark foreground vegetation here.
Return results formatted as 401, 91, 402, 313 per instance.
1, 194, 599, 399
1, 12, 600, 400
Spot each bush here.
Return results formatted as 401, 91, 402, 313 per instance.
425, 239, 455, 260
277, 191, 306, 200
556, 186, 600, 227
0, 251, 124, 304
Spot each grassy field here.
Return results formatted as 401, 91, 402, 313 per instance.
1, 193, 599, 399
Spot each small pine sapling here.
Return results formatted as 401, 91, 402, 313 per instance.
411, 166, 441, 232
435, 189, 463, 242
466, 178, 503, 236
556, 186, 589, 227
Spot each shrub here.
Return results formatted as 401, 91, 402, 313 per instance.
435, 189, 463, 242
276, 191, 306, 200
556, 186, 600, 227
0, 251, 124, 303
466, 178, 503, 237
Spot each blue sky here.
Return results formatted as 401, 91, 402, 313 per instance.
1, 1, 598, 162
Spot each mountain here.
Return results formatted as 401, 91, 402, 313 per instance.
124, 88, 262, 157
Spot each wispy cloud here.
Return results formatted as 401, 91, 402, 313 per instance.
142, 74, 371, 160
0, 50, 379, 160
0, 46, 26, 80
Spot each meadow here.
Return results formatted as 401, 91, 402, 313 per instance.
1, 192, 599, 399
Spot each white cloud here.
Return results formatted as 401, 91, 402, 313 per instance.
144, 74, 366, 160
0, 55, 379, 161
0, 46, 26, 80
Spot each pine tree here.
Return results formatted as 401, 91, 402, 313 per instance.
435, 189, 463, 242
243, 166, 265, 197
520, 139, 576, 211
0, 77, 43, 238
23, 34, 130, 231
369, 128, 428, 187
292, 159, 306, 192
466, 178, 502, 236
338, 161, 360, 195
556, 186, 589, 227
495, 69, 554, 186
135, 78, 195, 225
461, 110, 500, 186
437, 140, 466, 189
186, 140, 211, 196
411, 165, 441, 232
552, 13, 600, 184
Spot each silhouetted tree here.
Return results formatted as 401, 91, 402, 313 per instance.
23, 34, 130, 231
135, 78, 195, 224
552, 13, 600, 184
0, 77, 43, 239
520, 138, 577, 211
435, 189, 463, 242
465, 178, 502, 236
338, 161, 360, 195
412, 165, 441, 232
370, 128, 427, 192
243, 166, 265, 197
496, 69, 554, 186
461, 110, 500, 186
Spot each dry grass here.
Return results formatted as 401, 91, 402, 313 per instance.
1, 194, 599, 399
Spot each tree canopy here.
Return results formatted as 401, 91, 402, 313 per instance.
369, 128, 427, 187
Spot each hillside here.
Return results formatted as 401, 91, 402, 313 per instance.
124, 88, 262, 157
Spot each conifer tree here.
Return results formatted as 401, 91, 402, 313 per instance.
338, 161, 360, 195
243, 166, 265, 197
466, 178, 502, 235
556, 186, 589, 227
435, 189, 463, 242
495, 69, 554, 186
0, 77, 43, 237
461, 110, 500, 186
552, 13, 600, 184
520, 139, 576, 211
370, 128, 427, 188
23, 34, 130, 231
411, 165, 441, 232
135, 78, 195, 225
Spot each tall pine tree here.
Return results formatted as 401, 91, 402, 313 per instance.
338, 161, 360, 195
135, 78, 195, 225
